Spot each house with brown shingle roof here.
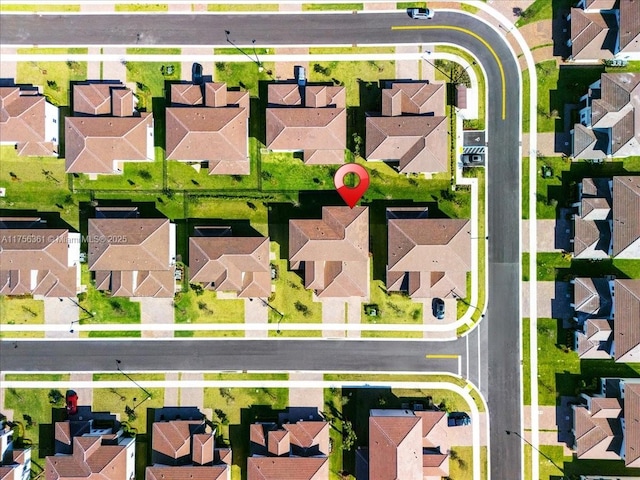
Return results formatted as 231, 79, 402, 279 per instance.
88, 213, 176, 298
65, 82, 153, 175
572, 377, 640, 467
0, 423, 30, 480
0, 84, 59, 156
569, 0, 640, 61
166, 82, 250, 175
571, 73, 640, 160
46, 417, 136, 480
266, 83, 346, 164
613, 176, 640, 258
386, 207, 471, 299
289, 206, 369, 298
356, 409, 450, 480
247, 410, 329, 480
189, 227, 270, 298
0, 217, 81, 297
365, 81, 448, 174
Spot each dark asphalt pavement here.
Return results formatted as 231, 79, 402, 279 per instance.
0, 11, 522, 479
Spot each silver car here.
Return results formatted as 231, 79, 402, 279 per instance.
407, 7, 434, 19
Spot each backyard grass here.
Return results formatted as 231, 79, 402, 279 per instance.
302, 3, 363, 10
0, 149, 82, 230
203, 386, 288, 480
73, 160, 164, 191
207, 3, 278, 11
214, 61, 276, 98
78, 265, 141, 325
308, 60, 395, 107
125, 50, 181, 110
185, 196, 270, 236
260, 151, 337, 191
16, 51, 87, 106
173, 287, 245, 338
0, 4, 80, 11
115, 3, 168, 11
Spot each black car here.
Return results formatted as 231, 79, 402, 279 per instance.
447, 412, 471, 426
432, 298, 445, 320
192, 63, 203, 85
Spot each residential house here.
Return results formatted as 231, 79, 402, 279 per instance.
65, 82, 153, 175
0, 217, 81, 297
0, 84, 59, 156
0, 422, 30, 480
571, 176, 640, 259
289, 206, 369, 298
356, 409, 450, 480
88, 208, 176, 297
266, 83, 346, 164
247, 408, 329, 480
386, 207, 471, 298
568, 0, 640, 61
189, 227, 271, 298
572, 377, 640, 467
149, 407, 230, 480
166, 81, 250, 175
572, 73, 640, 160
574, 279, 640, 362
572, 277, 614, 359
46, 411, 135, 480
365, 81, 448, 174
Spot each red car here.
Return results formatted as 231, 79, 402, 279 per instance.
66, 390, 78, 415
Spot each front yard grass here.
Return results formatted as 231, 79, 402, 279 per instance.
92, 383, 165, 432
215, 61, 276, 98
516, 0, 573, 27
308, 46, 395, 55
0, 296, 45, 339
207, 3, 278, 11
0, 4, 80, 11
204, 386, 288, 480
0, 149, 82, 230
173, 287, 245, 338
448, 446, 486, 480
125, 50, 181, 110
115, 3, 168, 11
522, 318, 531, 405
16, 50, 87, 106
302, 3, 363, 10
362, 278, 422, 339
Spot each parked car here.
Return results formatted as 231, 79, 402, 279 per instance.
407, 7, 434, 19
192, 63, 203, 85
295, 65, 306, 86
432, 298, 445, 320
66, 390, 78, 415
462, 154, 483, 165
447, 412, 471, 426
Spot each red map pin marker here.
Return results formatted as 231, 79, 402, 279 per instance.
334, 163, 370, 209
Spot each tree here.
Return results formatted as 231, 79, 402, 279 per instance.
342, 421, 357, 451
48, 389, 64, 406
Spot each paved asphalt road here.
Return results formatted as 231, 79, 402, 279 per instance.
0, 11, 521, 479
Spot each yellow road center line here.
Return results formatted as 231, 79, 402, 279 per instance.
425, 354, 459, 359
392, 25, 507, 120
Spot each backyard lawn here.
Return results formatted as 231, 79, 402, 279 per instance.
173, 287, 245, 337
260, 151, 337, 192
16, 49, 87, 106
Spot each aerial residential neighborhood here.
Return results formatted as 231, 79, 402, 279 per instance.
0, 1, 639, 480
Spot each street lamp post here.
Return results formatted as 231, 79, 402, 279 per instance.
224, 31, 271, 76
115, 359, 152, 407
450, 290, 484, 318
505, 430, 565, 476
253, 298, 284, 334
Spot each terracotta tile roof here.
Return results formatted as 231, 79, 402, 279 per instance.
570, 8, 616, 60
422, 452, 449, 477
576, 318, 613, 358
267, 430, 290, 456
45, 436, 128, 480
624, 382, 640, 467
289, 207, 368, 298
613, 279, 640, 362
619, 0, 640, 53
381, 81, 445, 117
0, 85, 57, 156
415, 411, 448, 449
613, 176, 640, 258
590, 396, 622, 417
152, 420, 205, 464
573, 217, 611, 258
573, 277, 612, 318
368, 415, 423, 480
573, 405, 623, 459
365, 115, 447, 173
88, 218, 174, 298
247, 457, 328, 480
171, 83, 204, 106
266, 83, 346, 164
0, 228, 78, 297
189, 236, 270, 298
584, 0, 617, 8
572, 123, 608, 160
282, 421, 329, 455
146, 466, 228, 480
387, 213, 471, 298
72, 82, 127, 116
192, 434, 214, 466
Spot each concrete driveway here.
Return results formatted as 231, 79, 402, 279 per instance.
131, 297, 175, 338
43, 297, 80, 338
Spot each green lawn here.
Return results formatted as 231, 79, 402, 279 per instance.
207, 3, 278, 11
0, 4, 80, 11
125, 50, 181, 111
115, 3, 168, 11
260, 152, 337, 191
448, 446, 486, 480
73, 160, 164, 191
0, 296, 45, 339
173, 287, 245, 338
302, 3, 363, 10
536, 252, 571, 281
522, 157, 530, 218
362, 277, 422, 339
215, 61, 275, 98
522, 68, 531, 133
522, 318, 531, 405
309, 46, 395, 54
203, 373, 288, 381
16, 49, 87, 106
203, 386, 288, 480
186, 196, 270, 236
92, 384, 165, 432
515, 0, 573, 27
0, 148, 82, 229
78, 265, 141, 325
